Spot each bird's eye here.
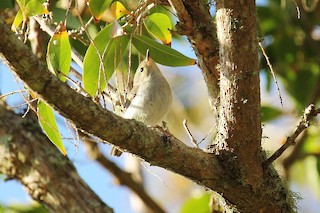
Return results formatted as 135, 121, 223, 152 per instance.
140, 67, 144, 72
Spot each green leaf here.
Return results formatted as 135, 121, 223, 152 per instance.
12, 0, 48, 31
110, 1, 129, 20
51, 7, 82, 30
16, 0, 26, 7
83, 23, 129, 96
47, 29, 71, 82
5, 203, 49, 213
180, 193, 210, 213
261, 105, 283, 122
12, 9, 24, 31
24, 0, 48, 16
132, 34, 196, 66
88, 0, 112, 20
83, 24, 113, 96
38, 101, 66, 155
0, 0, 14, 9
16, 0, 48, 6
144, 13, 172, 45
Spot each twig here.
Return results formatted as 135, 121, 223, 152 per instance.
11, 98, 37, 109
69, 67, 82, 81
282, 131, 308, 177
0, 90, 28, 99
263, 104, 320, 168
283, 74, 320, 172
11, 71, 75, 154
183, 119, 198, 147
56, 71, 88, 95
259, 41, 283, 109
291, 0, 301, 19
124, 33, 134, 101
34, 15, 118, 103
198, 124, 216, 146
64, 119, 80, 156
80, 133, 165, 213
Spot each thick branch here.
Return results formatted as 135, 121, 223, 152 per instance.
165, 0, 220, 113
0, 17, 294, 212
0, 14, 226, 202
0, 102, 113, 213
215, 0, 263, 188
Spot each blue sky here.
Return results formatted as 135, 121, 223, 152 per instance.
2, 0, 320, 212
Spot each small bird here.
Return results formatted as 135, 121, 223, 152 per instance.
110, 50, 172, 156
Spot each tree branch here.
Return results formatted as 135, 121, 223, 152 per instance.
81, 134, 165, 213
0, 17, 295, 212
0, 14, 227, 203
163, 0, 220, 114
264, 104, 320, 168
0, 102, 113, 213
215, 0, 263, 188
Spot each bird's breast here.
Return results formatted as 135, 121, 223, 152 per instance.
123, 76, 172, 125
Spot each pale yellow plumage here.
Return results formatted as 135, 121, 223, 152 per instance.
110, 50, 172, 156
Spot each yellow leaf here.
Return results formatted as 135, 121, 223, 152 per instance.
110, 1, 129, 20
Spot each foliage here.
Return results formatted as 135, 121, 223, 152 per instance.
0, 203, 48, 213
180, 193, 210, 213
7, 0, 195, 154
1, 0, 320, 211
258, 0, 320, 201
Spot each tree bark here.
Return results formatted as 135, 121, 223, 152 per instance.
215, 0, 263, 188
0, 1, 296, 210
166, 0, 220, 115
0, 102, 113, 213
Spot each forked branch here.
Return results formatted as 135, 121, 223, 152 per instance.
263, 104, 320, 168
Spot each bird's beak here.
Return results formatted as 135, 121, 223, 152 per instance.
146, 49, 150, 62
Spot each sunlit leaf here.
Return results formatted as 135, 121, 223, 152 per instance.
16, 0, 48, 6
144, 13, 172, 45
13, 0, 48, 31
24, 0, 48, 16
88, 0, 112, 21
47, 25, 71, 82
132, 35, 196, 66
83, 24, 113, 96
180, 193, 210, 213
83, 35, 129, 96
38, 101, 66, 156
83, 23, 129, 96
11, 9, 24, 31
16, 0, 27, 7
4, 203, 48, 213
261, 105, 283, 122
110, 1, 129, 20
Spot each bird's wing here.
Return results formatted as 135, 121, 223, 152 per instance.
123, 86, 138, 110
